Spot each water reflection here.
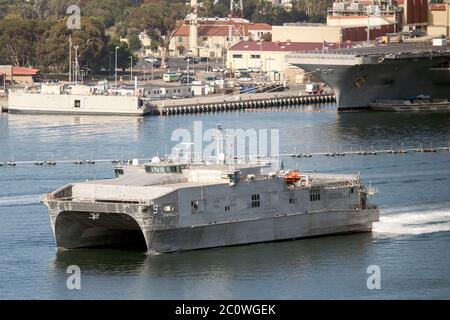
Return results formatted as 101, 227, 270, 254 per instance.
53, 233, 374, 280
335, 112, 450, 147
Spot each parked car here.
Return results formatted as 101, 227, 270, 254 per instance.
180, 76, 195, 84
144, 57, 160, 64
238, 77, 252, 82
212, 67, 225, 73
185, 57, 199, 64
247, 67, 261, 73
205, 76, 218, 82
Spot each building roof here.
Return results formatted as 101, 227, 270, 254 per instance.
430, 3, 447, 11
229, 41, 349, 52
12, 67, 39, 76
246, 23, 272, 31
176, 25, 232, 37
174, 22, 272, 37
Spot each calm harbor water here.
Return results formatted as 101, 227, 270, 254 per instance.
1, 107, 450, 299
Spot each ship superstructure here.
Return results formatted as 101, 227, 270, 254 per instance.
42, 158, 379, 253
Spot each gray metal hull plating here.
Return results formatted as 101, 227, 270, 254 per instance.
144, 210, 378, 253
291, 57, 450, 110
47, 202, 378, 253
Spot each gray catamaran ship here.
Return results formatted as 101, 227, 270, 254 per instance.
42, 156, 379, 253
287, 42, 450, 111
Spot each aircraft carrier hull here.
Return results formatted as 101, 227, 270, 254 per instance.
287, 45, 450, 111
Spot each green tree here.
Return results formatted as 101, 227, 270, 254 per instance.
36, 17, 110, 74
83, 0, 140, 28
126, 0, 190, 65
199, 0, 229, 18
0, 14, 50, 66
107, 38, 137, 72
128, 32, 142, 52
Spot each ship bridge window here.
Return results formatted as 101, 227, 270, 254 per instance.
251, 194, 260, 208
310, 188, 321, 202
191, 200, 205, 215
114, 168, 124, 177
145, 165, 183, 174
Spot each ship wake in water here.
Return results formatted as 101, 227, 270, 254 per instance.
374, 203, 450, 236
0, 194, 42, 207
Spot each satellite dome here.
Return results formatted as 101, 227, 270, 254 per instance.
151, 156, 161, 163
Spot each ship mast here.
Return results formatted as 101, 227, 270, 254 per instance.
68, 35, 72, 84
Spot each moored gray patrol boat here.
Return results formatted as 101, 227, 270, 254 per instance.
42, 158, 379, 253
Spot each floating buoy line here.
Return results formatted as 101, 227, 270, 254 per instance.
1, 145, 449, 168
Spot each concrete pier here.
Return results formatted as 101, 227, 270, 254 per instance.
151, 91, 336, 116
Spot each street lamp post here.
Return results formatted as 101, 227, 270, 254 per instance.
143, 64, 146, 83
186, 48, 191, 90
115, 46, 119, 88
260, 41, 263, 80
367, 7, 372, 45
151, 62, 154, 82
109, 52, 113, 77
69, 35, 72, 84
130, 56, 133, 82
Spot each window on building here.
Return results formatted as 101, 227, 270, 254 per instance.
225, 205, 230, 212
250, 54, 261, 59
178, 36, 183, 42
74, 100, 80, 108
251, 194, 260, 208
289, 198, 296, 204
232, 54, 243, 59
310, 188, 321, 202
203, 37, 208, 41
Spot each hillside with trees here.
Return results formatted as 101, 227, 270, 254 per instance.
199, 0, 331, 24
0, 0, 330, 74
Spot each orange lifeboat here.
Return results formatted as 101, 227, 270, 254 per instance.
284, 171, 301, 184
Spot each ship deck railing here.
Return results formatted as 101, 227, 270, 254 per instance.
289, 45, 450, 59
